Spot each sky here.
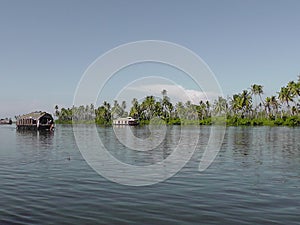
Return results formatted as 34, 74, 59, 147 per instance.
1, 0, 300, 118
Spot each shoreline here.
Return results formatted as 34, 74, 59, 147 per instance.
55, 116, 300, 127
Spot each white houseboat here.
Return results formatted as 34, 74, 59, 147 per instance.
113, 117, 139, 126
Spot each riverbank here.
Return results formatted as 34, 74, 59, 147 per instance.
55, 115, 300, 127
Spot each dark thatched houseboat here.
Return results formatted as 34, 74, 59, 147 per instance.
16, 111, 54, 131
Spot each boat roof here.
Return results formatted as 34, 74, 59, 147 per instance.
113, 117, 136, 121
18, 111, 52, 120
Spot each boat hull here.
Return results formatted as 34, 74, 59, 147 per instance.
128, 121, 139, 126
17, 124, 54, 131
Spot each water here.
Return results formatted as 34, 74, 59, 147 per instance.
0, 125, 300, 224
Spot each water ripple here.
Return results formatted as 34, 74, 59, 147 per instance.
0, 125, 300, 224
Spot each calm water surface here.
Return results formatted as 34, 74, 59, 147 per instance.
0, 125, 299, 224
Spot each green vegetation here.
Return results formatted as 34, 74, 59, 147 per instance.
55, 76, 300, 126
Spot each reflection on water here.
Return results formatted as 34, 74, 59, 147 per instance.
108, 126, 182, 166
0, 125, 300, 224
16, 129, 54, 149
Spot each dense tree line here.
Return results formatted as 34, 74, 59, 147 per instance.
55, 76, 300, 126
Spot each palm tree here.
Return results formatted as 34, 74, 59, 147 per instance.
111, 100, 122, 119
54, 105, 59, 118
89, 104, 95, 120
164, 99, 173, 119
291, 106, 297, 115
175, 101, 185, 118
278, 86, 293, 113
141, 96, 156, 120
250, 84, 264, 118
265, 97, 271, 117
103, 101, 111, 122
77, 105, 85, 121
251, 84, 264, 106
205, 101, 211, 117
230, 91, 252, 118
184, 100, 198, 120
287, 81, 300, 99
213, 96, 228, 116
240, 90, 252, 117
129, 98, 140, 119
270, 95, 279, 118
121, 100, 127, 116
161, 90, 171, 119
197, 101, 207, 119
230, 94, 242, 116
154, 101, 163, 117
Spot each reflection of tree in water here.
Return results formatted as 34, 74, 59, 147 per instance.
130, 126, 151, 140
160, 126, 181, 160
106, 126, 183, 166
231, 127, 252, 156
265, 127, 300, 160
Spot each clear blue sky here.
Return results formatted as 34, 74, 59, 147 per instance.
1, 0, 300, 118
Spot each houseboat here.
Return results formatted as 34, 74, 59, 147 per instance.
16, 111, 54, 131
0, 118, 12, 125
113, 117, 139, 126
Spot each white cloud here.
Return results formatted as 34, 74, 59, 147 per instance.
122, 83, 218, 105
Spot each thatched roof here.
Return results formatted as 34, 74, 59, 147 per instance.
18, 111, 51, 120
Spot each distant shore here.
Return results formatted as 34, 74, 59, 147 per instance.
54, 76, 300, 127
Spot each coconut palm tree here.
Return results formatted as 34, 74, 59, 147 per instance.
265, 97, 271, 117
240, 90, 252, 117
287, 81, 300, 111
154, 101, 163, 117
175, 101, 185, 118
251, 84, 264, 106
141, 96, 156, 120
213, 96, 228, 116
230, 91, 252, 118
54, 105, 59, 118
121, 101, 127, 115
129, 98, 140, 119
270, 95, 279, 118
184, 100, 196, 120
205, 101, 211, 117
161, 91, 171, 119
250, 84, 264, 118
111, 100, 122, 119
230, 94, 242, 116
291, 106, 297, 115
287, 81, 300, 99
278, 86, 293, 113
197, 101, 207, 119
103, 101, 111, 122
